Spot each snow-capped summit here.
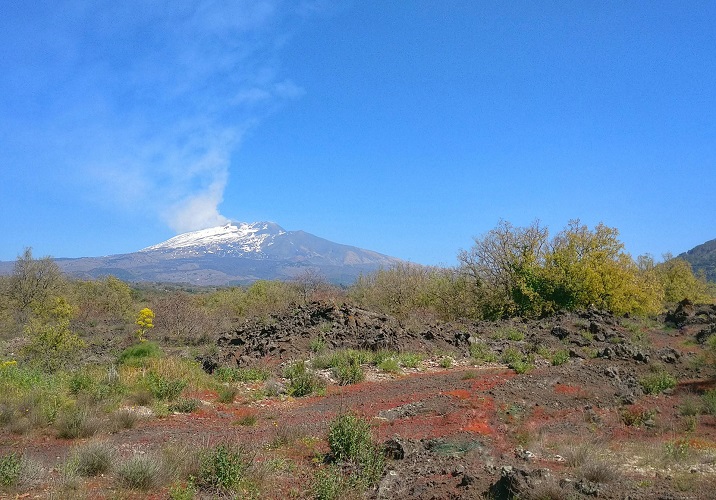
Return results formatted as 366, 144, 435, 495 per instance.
15, 221, 403, 285
141, 221, 286, 257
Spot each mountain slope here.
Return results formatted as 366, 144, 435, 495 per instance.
1, 222, 401, 286
679, 238, 716, 282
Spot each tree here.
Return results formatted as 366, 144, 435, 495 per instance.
8, 247, 64, 317
650, 254, 713, 304
545, 220, 662, 315
22, 296, 85, 372
458, 220, 550, 318
292, 268, 329, 303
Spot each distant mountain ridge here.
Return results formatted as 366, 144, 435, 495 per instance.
0, 221, 402, 285
679, 238, 716, 282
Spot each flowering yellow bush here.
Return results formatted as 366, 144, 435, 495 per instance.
135, 307, 155, 342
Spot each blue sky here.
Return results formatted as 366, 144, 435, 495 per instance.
1, 1, 714, 266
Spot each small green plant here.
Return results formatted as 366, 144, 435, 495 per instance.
469, 342, 497, 363
580, 459, 619, 484
195, 443, 250, 493
168, 480, 198, 500
640, 371, 677, 395
68, 441, 115, 477
461, 370, 477, 380
0, 452, 22, 487
217, 386, 238, 404
284, 361, 324, 397
439, 356, 453, 369
620, 406, 656, 427
310, 336, 327, 353
377, 357, 401, 373
397, 352, 424, 369
333, 355, 365, 385
312, 465, 346, 500
702, 389, 716, 415
168, 398, 200, 413
551, 350, 570, 366
111, 408, 139, 431
116, 453, 161, 490
506, 328, 525, 341
327, 413, 384, 488
679, 397, 701, 417
235, 414, 257, 426
118, 342, 162, 366
55, 406, 101, 439
214, 366, 269, 383
664, 440, 691, 461
501, 347, 522, 365
146, 372, 187, 401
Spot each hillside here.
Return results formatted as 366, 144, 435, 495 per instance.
680, 238, 716, 282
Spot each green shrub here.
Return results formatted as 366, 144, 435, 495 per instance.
328, 413, 374, 462
703, 389, 716, 415
68, 372, 95, 394
69, 441, 115, 477
111, 408, 139, 431
332, 356, 364, 386
116, 453, 162, 490
620, 407, 656, 427
118, 342, 162, 366
0, 453, 22, 487
640, 371, 677, 395
146, 372, 187, 401
214, 366, 269, 383
505, 328, 525, 341
501, 347, 522, 365
168, 398, 200, 413
169, 480, 197, 500
217, 386, 238, 404
312, 465, 346, 500
377, 357, 400, 373
55, 406, 101, 439
310, 336, 327, 353
284, 361, 324, 397
551, 350, 570, 366
469, 342, 497, 363
327, 413, 384, 487
439, 357, 453, 368
196, 443, 249, 493
397, 352, 424, 369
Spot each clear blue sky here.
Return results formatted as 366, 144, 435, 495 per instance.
1, 1, 714, 266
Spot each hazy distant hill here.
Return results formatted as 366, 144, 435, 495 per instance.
0, 222, 402, 285
679, 238, 716, 282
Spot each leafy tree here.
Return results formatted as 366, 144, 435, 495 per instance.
458, 220, 550, 318
648, 254, 713, 304
545, 221, 662, 315
72, 276, 133, 323
8, 247, 65, 317
22, 296, 85, 372
152, 292, 213, 344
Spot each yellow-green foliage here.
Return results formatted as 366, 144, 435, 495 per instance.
199, 281, 301, 322
22, 297, 85, 372
72, 276, 132, 322
349, 263, 472, 320
544, 221, 663, 316
458, 219, 670, 318
649, 256, 713, 304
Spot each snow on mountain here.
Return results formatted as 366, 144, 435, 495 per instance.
141, 221, 286, 257
0, 221, 403, 285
